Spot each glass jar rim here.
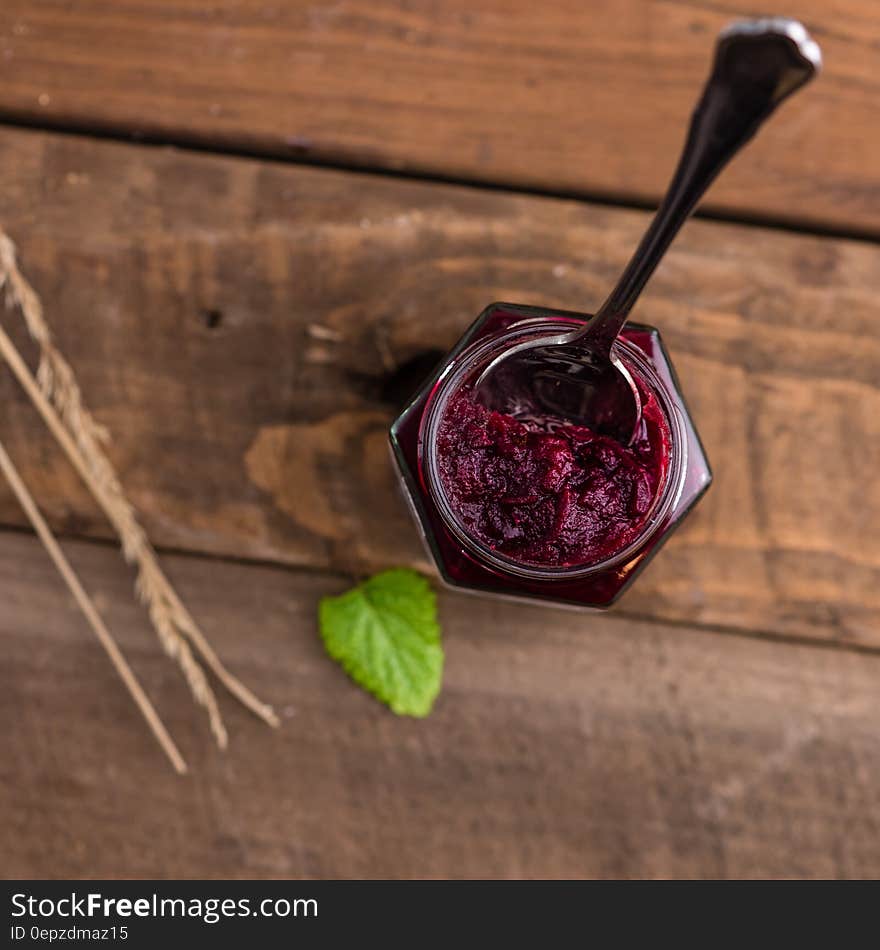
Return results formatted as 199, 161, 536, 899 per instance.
420, 318, 688, 580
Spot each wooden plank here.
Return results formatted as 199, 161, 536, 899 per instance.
0, 2, 879, 233
2, 529, 879, 879
0, 126, 878, 648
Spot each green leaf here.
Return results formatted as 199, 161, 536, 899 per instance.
319, 568, 443, 717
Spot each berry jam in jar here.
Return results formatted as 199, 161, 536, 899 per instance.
390, 303, 712, 608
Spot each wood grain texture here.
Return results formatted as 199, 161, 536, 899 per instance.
2, 529, 879, 879
0, 127, 878, 648
0, 2, 878, 233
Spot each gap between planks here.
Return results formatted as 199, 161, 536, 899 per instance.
1, 519, 875, 665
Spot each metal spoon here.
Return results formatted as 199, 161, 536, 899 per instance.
475, 18, 821, 443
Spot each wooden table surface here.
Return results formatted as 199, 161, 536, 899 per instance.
1, 1, 878, 879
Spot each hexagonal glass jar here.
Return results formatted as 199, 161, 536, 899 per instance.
390, 303, 711, 608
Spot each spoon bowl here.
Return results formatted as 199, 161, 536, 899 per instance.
474, 327, 641, 444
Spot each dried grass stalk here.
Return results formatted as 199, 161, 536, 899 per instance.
0, 230, 279, 745
0, 438, 187, 773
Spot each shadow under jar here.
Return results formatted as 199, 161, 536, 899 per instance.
390, 303, 712, 608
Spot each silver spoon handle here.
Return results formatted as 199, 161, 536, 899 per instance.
583, 18, 821, 353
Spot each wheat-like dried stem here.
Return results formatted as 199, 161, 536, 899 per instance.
0, 318, 230, 746
0, 438, 188, 774
0, 230, 279, 743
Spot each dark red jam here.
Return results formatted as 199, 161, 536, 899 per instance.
435, 382, 671, 567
